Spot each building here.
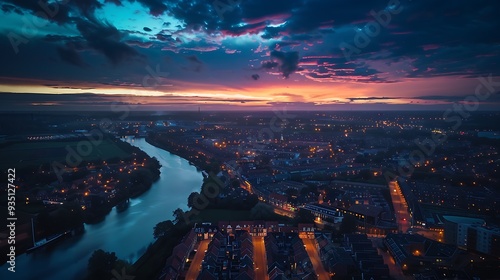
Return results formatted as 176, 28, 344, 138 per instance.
303, 203, 344, 224
198, 230, 255, 279
217, 220, 305, 237
384, 233, 462, 273
265, 232, 316, 280
442, 215, 485, 249
194, 223, 219, 240
467, 225, 500, 257
159, 229, 197, 280
315, 234, 355, 278
298, 223, 315, 239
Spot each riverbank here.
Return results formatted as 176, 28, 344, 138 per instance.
0, 137, 205, 280
0, 137, 162, 265
146, 134, 220, 173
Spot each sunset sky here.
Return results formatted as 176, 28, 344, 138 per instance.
1, 0, 500, 111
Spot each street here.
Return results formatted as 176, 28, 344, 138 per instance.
301, 238, 331, 280
185, 240, 210, 280
252, 236, 270, 280
389, 181, 411, 233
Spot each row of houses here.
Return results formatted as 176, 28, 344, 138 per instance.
194, 221, 315, 239
198, 231, 254, 280
159, 230, 197, 280
314, 233, 390, 279
265, 232, 316, 280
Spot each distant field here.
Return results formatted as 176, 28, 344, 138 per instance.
0, 139, 130, 169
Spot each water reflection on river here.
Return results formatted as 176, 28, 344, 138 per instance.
0, 136, 203, 280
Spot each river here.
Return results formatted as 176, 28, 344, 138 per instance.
0, 136, 203, 280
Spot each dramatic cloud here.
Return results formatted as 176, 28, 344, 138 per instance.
75, 19, 143, 65
260, 50, 301, 78
56, 46, 86, 67
1, 0, 500, 110
184, 55, 204, 72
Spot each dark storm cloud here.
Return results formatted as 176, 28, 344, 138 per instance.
2, 0, 500, 86
132, 0, 168, 16
1, 4, 23, 14
56, 46, 86, 67
331, 0, 500, 77
2, 0, 72, 24
239, 0, 295, 22
72, 0, 103, 18
266, 50, 300, 79
261, 61, 279, 69
184, 55, 204, 72
105, 0, 123, 5
75, 19, 144, 65
287, 0, 388, 32
261, 26, 282, 40
43, 35, 83, 43
186, 55, 202, 64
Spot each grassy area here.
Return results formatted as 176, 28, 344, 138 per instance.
0, 138, 129, 169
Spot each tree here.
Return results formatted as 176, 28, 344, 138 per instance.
173, 208, 185, 225
250, 203, 274, 220
130, 168, 153, 188
294, 208, 315, 224
187, 192, 199, 209
154, 220, 174, 239
244, 194, 259, 209
87, 249, 117, 280
339, 214, 358, 234
231, 179, 240, 188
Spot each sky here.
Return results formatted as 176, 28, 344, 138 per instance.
0, 0, 500, 111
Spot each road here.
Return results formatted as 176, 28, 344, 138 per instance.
301, 238, 331, 280
389, 181, 411, 233
185, 240, 210, 280
273, 207, 296, 218
252, 237, 269, 280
